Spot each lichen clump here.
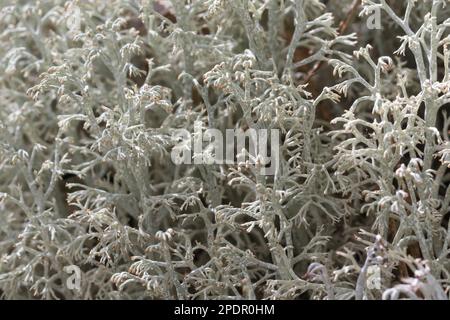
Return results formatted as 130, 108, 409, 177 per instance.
0, 0, 449, 300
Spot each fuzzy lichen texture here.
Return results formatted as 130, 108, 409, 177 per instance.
0, 0, 449, 300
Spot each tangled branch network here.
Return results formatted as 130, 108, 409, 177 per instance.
0, 0, 449, 300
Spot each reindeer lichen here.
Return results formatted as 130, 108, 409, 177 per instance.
0, 0, 449, 300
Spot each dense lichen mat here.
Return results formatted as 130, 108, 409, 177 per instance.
0, 0, 449, 300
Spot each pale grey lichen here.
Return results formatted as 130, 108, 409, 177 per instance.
0, 0, 449, 300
